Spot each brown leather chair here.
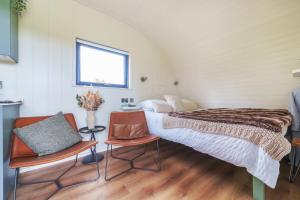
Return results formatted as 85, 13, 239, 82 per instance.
104, 111, 161, 181
10, 113, 100, 200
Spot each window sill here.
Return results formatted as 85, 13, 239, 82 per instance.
72, 84, 132, 91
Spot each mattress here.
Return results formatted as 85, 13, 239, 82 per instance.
145, 111, 280, 188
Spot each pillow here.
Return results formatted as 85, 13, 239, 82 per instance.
181, 98, 199, 111
14, 112, 82, 156
112, 123, 148, 139
138, 99, 166, 111
152, 101, 173, 113
164, 95, 185, 112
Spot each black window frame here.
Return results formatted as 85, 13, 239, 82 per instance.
76, 39, 129, 88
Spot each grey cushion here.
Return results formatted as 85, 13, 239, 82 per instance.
14, 112, 82, 156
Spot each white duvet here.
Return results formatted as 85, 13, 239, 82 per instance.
145, 111, 280, 188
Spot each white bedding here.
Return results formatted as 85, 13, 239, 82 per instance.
145, 111, 280, 188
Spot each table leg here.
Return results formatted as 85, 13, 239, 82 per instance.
82, 132, 104, 164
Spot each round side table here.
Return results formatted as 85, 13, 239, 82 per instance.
79, 125, 106, 165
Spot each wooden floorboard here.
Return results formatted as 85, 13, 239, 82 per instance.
12, 141, 300, 200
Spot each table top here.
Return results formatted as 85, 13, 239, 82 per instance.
79, 125, 106, 134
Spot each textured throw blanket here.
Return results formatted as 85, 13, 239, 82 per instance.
163, 108, 292, 161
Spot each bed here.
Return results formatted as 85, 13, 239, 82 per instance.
145, 110, 290, 200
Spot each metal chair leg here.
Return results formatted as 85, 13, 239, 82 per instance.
289, 146, 300, 183
293, 159, 300, 182
289, 147, 296, 182
105, 141, 161, 181
105, 144, 110, 181
105, 144, 133, 181
13, 168, 19, 200
94, 148, 101, 179
134, 141, 161, 172
16, 150, 100, 200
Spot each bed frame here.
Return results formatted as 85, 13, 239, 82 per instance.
145, 111, 269, 200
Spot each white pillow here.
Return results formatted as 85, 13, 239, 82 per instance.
181, 98, 199, 111
152, 101, 173, 113
138, 99, 166, 111
164, 95, 185, 112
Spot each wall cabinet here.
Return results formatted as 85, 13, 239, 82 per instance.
0, 0, 18, 63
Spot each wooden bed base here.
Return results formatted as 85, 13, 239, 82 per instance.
253, 176, 265, 200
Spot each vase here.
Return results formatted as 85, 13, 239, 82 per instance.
87, 110, 96, 129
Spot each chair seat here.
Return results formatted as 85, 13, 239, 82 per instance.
105, 134, 159, 147
10, 141, 97, 168
292, 138, 300, 147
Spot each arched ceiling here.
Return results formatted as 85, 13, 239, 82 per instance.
75, 0, 300, 108
74, 0, 228, 69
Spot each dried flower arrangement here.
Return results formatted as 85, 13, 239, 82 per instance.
14, 0, 27, 16
76, 90, 104, 111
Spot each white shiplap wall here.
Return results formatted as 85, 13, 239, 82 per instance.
0, 0, 177, 169
172, 0, 300, 109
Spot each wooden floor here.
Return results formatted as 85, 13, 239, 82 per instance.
13, 141, 300, 200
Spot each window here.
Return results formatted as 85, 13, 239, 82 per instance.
76, 39, 129, 88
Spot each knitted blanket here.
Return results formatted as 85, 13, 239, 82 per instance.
163, 108, 292, 160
